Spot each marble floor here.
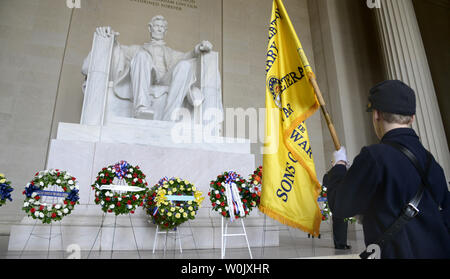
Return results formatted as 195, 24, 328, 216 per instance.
0, 224, 365, 259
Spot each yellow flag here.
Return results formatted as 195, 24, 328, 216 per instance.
259, 0, 322, 236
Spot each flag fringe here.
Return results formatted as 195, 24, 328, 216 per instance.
258, 204, 321, 237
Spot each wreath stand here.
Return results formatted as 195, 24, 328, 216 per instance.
87, 212, 141, 259
221, 217, 253, 259
87, 179, 143, 259
20, 219, 64, 259
151, 220, 197, 255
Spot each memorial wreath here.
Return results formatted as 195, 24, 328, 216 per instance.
22, 169, 80, 224
248, 166, 262, 206
144, 177, 204, 230
0, 173, 13, 207
319, 185, 356, 223
92, 161, 148, 215
209, 171, 259, 220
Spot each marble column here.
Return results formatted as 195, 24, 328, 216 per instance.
374, 0, 450, 178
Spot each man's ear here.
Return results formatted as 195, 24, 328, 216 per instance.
373, 109, 382, 122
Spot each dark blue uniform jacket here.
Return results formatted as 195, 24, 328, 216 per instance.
324, 128, 450, 258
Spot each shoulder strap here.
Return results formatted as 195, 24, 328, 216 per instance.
360, 141, 432, 259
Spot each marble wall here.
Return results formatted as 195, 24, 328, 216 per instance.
0, 0, 72, 224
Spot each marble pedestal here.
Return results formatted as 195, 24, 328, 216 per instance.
8, 121, 279, 251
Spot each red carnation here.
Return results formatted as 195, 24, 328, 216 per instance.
251, 193, 256, 198
70, 201, 75, 205
133, 173, 138, 178
106, 197, 110, 202
130, 210, 135, 214
51, 213, 56, 218
323, 193, 327, 197
138, 178, 142, 183
57, 172, 60, 177
101, 179, 106, 184
39, 205, 44, 210
215, 194, 221, 199
217, 182, 221, 186
117, 202, 121, 207
139, 201, 143, 206
242, 199, 247, 203
208, 192, 211, 196
35, 196, 40, 201
30, 208, 36, 213
221, 211, 227, 216
164, 223, 169, 227
132, 195, 137, 201
220, 202, 225, 206
127, 200, 132, 205
64, 200, 68, 204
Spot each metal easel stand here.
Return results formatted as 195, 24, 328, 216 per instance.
87, 212, 141, 259
152, 220, 198, 256
20, 219, 64, 259
221, 217, 253, 259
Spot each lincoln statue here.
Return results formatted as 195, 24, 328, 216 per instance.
82, 15, 215, 121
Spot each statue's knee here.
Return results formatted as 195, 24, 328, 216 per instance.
132, 51, 153, 66
175, 60, 192, 72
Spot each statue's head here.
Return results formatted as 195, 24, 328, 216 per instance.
148, 15, 168, 40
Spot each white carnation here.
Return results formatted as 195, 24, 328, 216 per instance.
57, 211, 62, 216
110, 204, 115, 209
23, 202, 29, 207
56, 179, 61, 184
39, 182, 44, 186
68, 180, 73, 185
34, 212, 40, 217
100, 201, 105, 206
39, 212, 44, 218
55, 204, 61, 209
63, 208, 69, 214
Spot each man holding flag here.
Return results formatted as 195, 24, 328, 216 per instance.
260, 0, 327, 237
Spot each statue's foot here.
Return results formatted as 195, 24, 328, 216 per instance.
135, 108, 155, 120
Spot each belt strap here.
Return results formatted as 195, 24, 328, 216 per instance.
360, 141, 432, 259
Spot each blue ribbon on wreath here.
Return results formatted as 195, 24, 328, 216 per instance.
114, 160, 129, 180
67, 189, 79, 202
225, 171, 238, 184
24, 184, 40, 198
0, 183, 13, 202
158, 177, 169, 185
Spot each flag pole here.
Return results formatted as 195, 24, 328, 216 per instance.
297, 48, 341, 151
309, 77, 341, 151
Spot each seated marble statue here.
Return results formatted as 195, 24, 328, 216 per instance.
83, 15, 214, 121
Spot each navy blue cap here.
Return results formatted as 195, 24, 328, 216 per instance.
367, 80, 416, 115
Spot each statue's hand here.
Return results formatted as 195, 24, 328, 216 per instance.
95, 26, 120, 38
194, 40, 213, 55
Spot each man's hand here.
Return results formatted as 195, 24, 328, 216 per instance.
194, 40, 213, 56
95, 26, 120, 38
333, 146, 349, 167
